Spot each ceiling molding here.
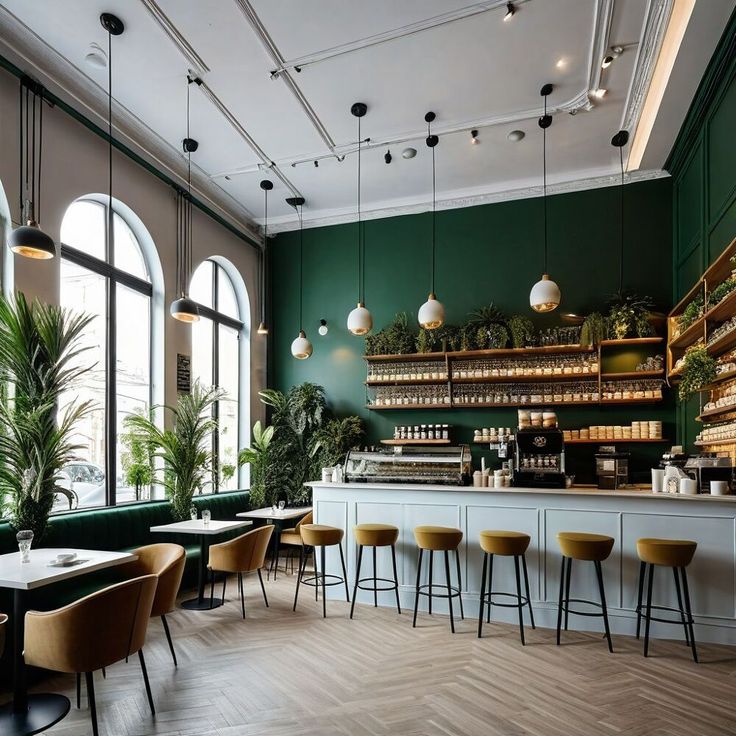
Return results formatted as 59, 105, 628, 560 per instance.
265, 168, 670, 233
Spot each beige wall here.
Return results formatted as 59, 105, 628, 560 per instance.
0, 67, 266, 446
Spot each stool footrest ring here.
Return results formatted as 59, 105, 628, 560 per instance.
560, 597, 606, 618
636, 603, 694, 627
416, 583, 462, 600
483, 590, 532, 609
300, 573, 345, 589
357, 577, 399, 593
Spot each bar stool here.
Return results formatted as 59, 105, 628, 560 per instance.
636, 538, 698, 662
556, 532, 614, 652
293, 524, 350, 617
412, 526, 464, 633
477, 530, 535, 644
350, 524, 401, 618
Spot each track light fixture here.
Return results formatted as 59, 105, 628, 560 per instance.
504, 2, 516, 21
318, 319, 328, 336
384, 149, 392, 164
471, 129, 479, 145
257, 179, 273, 336
602, 46, 623, 68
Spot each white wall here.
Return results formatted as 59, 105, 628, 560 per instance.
0, 66, 266, 441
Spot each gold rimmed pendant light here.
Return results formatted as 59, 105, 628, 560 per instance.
611, 129, 630, 293
287, 196, 312, 359
418, 111, 445, 330
346, 102, 373, 336
529, 83, 561, 313
9, 78, 55, 259
170, 74, 200, 323
257, 179, 273, 335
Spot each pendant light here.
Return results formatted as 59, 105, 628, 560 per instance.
287, 196, 312, 359
9, 81, 55, 259
418, 111, 445, 330
257, 179, 273, 335
170, 74, 200, 322
611, 129, 630, 293
529, 83, 561, 313
347, 102, 373, 336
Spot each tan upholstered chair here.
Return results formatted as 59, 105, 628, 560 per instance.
0, 612, 7, 657
24, 575, 158, 736
274, 511, 313, 575
120, 543, 186, 665
208, 525, 274, 618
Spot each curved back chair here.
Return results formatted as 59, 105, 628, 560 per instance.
122, 543, 186, 665
208, 525, 274, 618
24, 575, 158, 736
273, 511, 314, 576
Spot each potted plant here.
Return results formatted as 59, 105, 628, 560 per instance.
606, 291, 656, 340
507, 315, 535, 349
365, 313, 415, 355
678, 345, 717, 400
678, 293, 704, 334
238, 420, 275, 509
121, 409, 155, 501
579, 312, 607, 347
0, 294, 95, 540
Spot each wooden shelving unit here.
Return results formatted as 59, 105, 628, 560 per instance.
366, 378, 447, 386
698, 369, 736, 392
380, 438, 451, 446
697, 405, 736, 422
565, 438, 668, 444
599, 337, 664, 347
601, 370, 664, 380
452, 372, 596, 384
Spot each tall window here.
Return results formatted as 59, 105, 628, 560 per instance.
190, 259, 243, 492
59, 199, 158, 508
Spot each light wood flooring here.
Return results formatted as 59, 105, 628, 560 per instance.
11, 569, 736, 736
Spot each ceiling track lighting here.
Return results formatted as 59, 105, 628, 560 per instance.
504, 2, 516, 21
470, 129, 480, 145
347, 102, 373, 337
171, 73, 201, 322
287, 196, 312, 359
611, 129, 630, 295
601, 45, 623, 69
257, 179, 273, 335
9, 77, 56, 260
384, 149, 392, 164
418, 111, 445, 331
529, 83, 561, 313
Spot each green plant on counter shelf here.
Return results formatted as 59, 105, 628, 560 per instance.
468, 304, 510, 349
606, 291, 655, 340
677, 292, 703, 333
310, 416, 365, 469
365, 312, 415, 355
436, 323, 461, 352
579, 312, 607, 347
416, 327, 440, 354
507, 314, 536, 349
708, 278, 736, 309
678, 345, 717, 400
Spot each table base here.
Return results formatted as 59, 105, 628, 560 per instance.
0, 693, 71, 735
181, 596, 223, 611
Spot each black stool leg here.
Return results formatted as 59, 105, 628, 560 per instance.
85, 671, 98, 736
672, 565, 690, 645
339, 543, 350, 603
513, 554, 525, 645
320, 545, 327, 617
138, 649, 155, 716
428, 551, 434, 616
372, 546, 378, 607
486, 553, 494, 623
478, 552, 488, 638
350, 544, 364, 619
454, 548, 465, 620
161, 614, 177, 666
391, 544, 401, 614
635, 560, 646, 639
444, 550, 455, 634
521, 553, 535, 629
258, 569, 269, 607
239, 573, 246, 618
556, 555, 566, 645
293, 545, 306, 611
681, 566, 698, 663
412, 548, 424, 627
594, 560, 613, 653
564, 557, 572, 630
643, 563, 654, 657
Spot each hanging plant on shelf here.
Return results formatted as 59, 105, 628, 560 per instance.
365, 313, 416, 356
416, 327, 440, 354
708, 278, 736, 309
678, 292, 704, 333
606, 291, 655, 340
579, 312, 607, 347
507, 315, 536, 349
678, 345, 717, 400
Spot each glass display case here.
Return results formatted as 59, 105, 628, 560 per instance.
344, 445, 471, 486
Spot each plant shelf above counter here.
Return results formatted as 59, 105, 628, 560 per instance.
380, 438, 451, 446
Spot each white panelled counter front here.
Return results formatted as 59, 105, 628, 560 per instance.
308, 482, 736, 645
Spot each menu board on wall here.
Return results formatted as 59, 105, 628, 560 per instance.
177, 353, 191, 393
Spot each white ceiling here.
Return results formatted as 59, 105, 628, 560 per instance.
0, 0, 733, 237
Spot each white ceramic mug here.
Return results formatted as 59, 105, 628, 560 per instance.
711, 480, 729, 496
679, 478, 698, 495
651, 469, 665, 493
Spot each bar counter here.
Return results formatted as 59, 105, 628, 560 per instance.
309, 481, 736, 644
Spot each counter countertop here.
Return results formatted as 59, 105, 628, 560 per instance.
307, 481, 736, 501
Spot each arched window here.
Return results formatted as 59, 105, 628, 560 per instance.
59, 197, 163, 508
190, 258, 247, 492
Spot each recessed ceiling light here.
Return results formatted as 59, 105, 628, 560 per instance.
470, 129, 480, 145
402, 147, 417, 159
556, 58, 567, 69
503, 2, 515, 21
84, 42, 107, 69
507, 130, 525, 142
591, 88, 607, 99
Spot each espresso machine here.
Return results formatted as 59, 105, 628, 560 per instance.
595, 448, 630, 489
513, 428, 566, 488
684, 455, 733, 493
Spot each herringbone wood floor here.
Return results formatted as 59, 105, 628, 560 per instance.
12, 569, 736, 736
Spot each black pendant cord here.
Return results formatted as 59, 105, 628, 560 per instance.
430, 120, 436, 296
18, 82, 23, 222
542, 93, 548, 275
37, 87, 43, 224
108, 26, 114, 261
298, 205, 304, 332
31, 86, 36, 222
619, 143, 624, 294
262, 186, 268, 325
175, 190, 181, 298
356, 114, 362, 305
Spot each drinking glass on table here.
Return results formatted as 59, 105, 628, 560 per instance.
17, 530, 34, 563
202, 509, 211, 526
278, 500, 286, 512
190, 506, 198, 521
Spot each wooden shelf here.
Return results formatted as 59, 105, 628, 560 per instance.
600, 397, 664, 405
366, 378, 448, 386
695, 438, 736, 448
367, 396, 664, 410
452, 372, 598, 384
565, 438, 668, 444
599, 337, 664, 347
697, 369, 736, 392
364, 352, 446, 363
367, 404, 453, 411
601, 370, 664, 380
707, 328, 736, 358
705, 289, 736, 323
448, 345, 593, 358
380, 439, 451, 446
696, 405, 736, 422
669, 318, 705, 350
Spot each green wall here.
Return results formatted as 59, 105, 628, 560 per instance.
669, 13, 736, 450
270, 178, 673, 484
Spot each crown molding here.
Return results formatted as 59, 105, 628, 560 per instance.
265, 168, 670, 233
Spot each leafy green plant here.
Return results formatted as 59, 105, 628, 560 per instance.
311, 416, 365, 468
678, 293, 703, 332
0, 294, 96, 539
708, 278, 736, 308
121, 409, 155, 501
467, 304, 510, 349
579, 312, 607, 347
238, 421, 275, 509
678, 345, 717, 400
125, 382, 224, 520
435, 323, 460, 352
365, 313, 415, 355
416, 328, 440, 354
507, 315, 535, 349
606, 291, 655, 340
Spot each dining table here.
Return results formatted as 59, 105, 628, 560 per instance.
150, 518, 252, 610
0, 546, 137, 736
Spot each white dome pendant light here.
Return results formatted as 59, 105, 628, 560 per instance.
418, 112, 445, 330
257, 179, 273, 335
287, 196, 312, 359
347, 102, 373, 336
529, 84, 561, 313
611, 129, 630, 295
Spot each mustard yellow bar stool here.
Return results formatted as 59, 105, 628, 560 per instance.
293, 524, 350, 617
636, 538, 698, 662
350, 524, 401, 618
412, 526, 464, 633
477, 530, 535, 644
556, 532, 614, 652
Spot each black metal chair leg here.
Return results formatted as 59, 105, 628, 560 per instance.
101, 667, 106, 678
161, 614, 177, 666
272, 535, 280, 581
350, 545, 364, 619
239, 573, 246, 619
85, 671, 99, 736
643, 563, 654, 657
444, 550, 455, 634
564, 557, 572, 630
556, 555, 566, 645
339, 543, 351, 603
221, 573, 227, 603
76, 672, 81, 709
257, 568, 269, 608
681, 567, 698, 663
487, 553, 494, 623
672, 565, 690, 645
521, 554, 535, 629
428, 551, 433, 616
293, 546, 306, 611
372, 546, 378, 607
391, 544, 402, 614
412, 548, 424, 627
454, 549, 465, 620
138, 649, 155, 716
594, 560, 613, 653
209, 569, 215, 608
320, 546, 327, 618
478, 552, 488, 638
635, 560, 645, 639
513, 555, 526, 645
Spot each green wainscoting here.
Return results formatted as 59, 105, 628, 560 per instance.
270, 179, 674, 483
